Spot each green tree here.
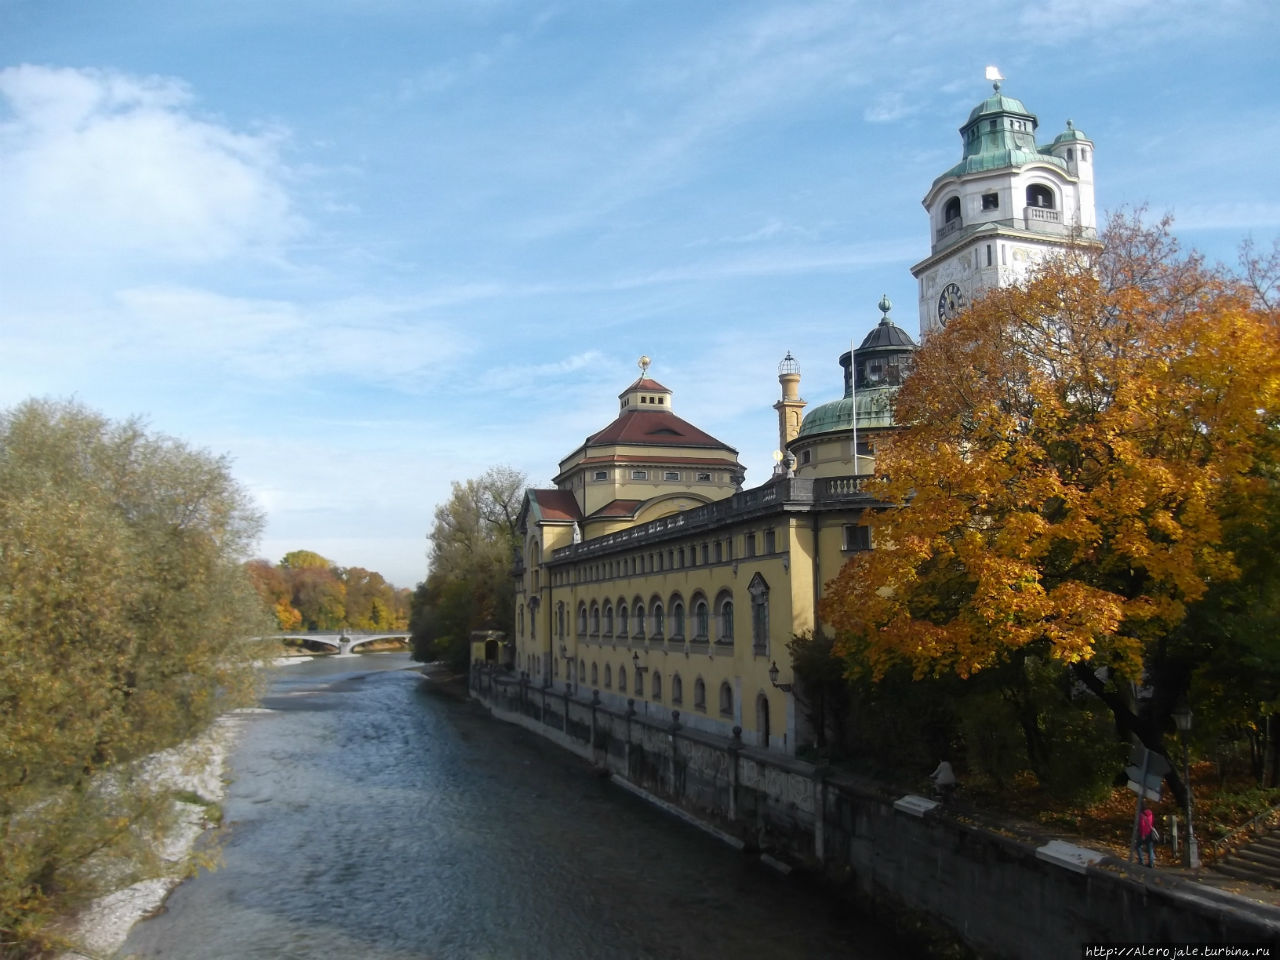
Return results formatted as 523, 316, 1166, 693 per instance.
411, 466, 525, 669
0, 399, 271, 953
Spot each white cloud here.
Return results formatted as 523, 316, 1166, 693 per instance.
110, 285, 472, 388
0, 65, 300, 264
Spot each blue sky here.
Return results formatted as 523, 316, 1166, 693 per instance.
2, 1, 1277, 589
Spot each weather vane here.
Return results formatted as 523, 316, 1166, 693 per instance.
985, 65, 1004, 92
638, 355, 651, 376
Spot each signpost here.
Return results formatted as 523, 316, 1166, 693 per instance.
1126, 747, 1171, 862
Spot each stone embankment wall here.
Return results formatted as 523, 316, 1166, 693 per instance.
471, 669, 1280, 959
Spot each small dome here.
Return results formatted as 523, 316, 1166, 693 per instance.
1052, 119, 1091, 144
795, 389, 897, 440
859, 319, 916, 351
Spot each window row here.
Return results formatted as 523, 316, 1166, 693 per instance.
592, 469, 715, 482
559, 573, 772, 654
551, 528, 778, 586
942, 184, 1058, 225
572, 660, 736, 716
572, 590, 733, 644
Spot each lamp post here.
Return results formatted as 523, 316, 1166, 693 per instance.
1172, 704, 1200, 869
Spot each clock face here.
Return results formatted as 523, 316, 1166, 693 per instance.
937, 282, 966, 324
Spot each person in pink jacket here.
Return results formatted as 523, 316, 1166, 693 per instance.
1138, 807, 1160, 867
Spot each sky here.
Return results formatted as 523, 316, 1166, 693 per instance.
2, 1, 1278, 590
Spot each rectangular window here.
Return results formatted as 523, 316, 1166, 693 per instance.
594, 470, 608, 481
696, 472, 712, 482
631, 470, 648, 480
986, 243, 993, 267
714, 542, 723, 563
745, 533, 756, 558
764, 529, 776, 554
664, 471, 679, 481
843, 524, 871, 552
982, 192, 999, 210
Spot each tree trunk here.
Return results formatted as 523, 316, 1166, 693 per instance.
1069, 661, 1187, 808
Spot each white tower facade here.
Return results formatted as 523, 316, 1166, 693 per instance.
911, 78, 1096, 337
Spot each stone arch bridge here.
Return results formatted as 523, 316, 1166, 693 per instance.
269, 631, 411, 655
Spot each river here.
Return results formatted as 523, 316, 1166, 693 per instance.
120, 653, 908, 960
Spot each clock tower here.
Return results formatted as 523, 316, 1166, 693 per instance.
911, 72, 1096, 337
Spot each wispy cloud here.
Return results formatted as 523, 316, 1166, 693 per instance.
0, 65, 300, 265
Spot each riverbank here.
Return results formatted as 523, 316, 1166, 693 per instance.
468, 668, 1280, 958
53, 709, 264, 960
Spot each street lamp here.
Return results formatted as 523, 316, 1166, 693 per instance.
768, 660, 792, 693
1172, 704, 1200, 869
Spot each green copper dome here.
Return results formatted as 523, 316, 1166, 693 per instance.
794, 298, 917, 441
966, 91, 1033, 125
933, 83, 1067, 184
795, 388, 897, 440
1051, 119, 1091, 145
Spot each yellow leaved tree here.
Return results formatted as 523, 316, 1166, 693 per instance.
821, 215, 1280, 794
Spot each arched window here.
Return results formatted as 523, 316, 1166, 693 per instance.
634, 670, 643, 696
943, 196, 961, 223
671, 598, 685, 639
749, 573, 770, 656
618, 603, 628, 638
618, 666, 627, 692
719, 681, 733, 717
518, 604, 525, 638
694, 678, 707, 711
652, 601, 665, 639
633, 601, 645, 637
652, 672, 663, 701
590, 603, 600, 636
715, 591, 734, 644
577, 603, 587, 637
578, 658, 585, 681
1026, 183, 1055, 209
591, 662, 598, 685
757, 693, 771, 749
603, 602, 614, 637
604, 664, 612, 689
672, 673, 684, 705
556, 602, 565, 639
694, 599, 710, 641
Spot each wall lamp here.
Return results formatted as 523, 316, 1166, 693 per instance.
768, 661, 793, 693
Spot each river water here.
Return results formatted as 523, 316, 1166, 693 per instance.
121, 653, 906, 960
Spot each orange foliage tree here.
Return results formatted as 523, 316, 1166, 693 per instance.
821, 215, 1280, 792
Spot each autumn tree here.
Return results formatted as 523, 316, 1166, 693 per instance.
0, 399, 272, 952
411, 466, 526, 669
821, 215, 1280, 800
246, 558, 303, 630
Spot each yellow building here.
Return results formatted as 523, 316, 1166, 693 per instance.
514, 298, 917, 756
512, 79, 1092, 756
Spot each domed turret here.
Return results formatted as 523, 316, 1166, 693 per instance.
911, 71, 1100, 339
790, 299, 917, 477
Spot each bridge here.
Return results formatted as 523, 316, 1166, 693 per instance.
268, 631, 411, 655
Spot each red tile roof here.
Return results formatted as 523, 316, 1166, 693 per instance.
589, 499, 644, 518
573, 455, 740, 467
530, 489, 582, 521
586, 410, 732, 449
620, 377, 671, 395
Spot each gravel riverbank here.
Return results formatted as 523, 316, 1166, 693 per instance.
51, 657, 315, 960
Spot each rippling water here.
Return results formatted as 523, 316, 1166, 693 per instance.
120, 653, 906, 960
